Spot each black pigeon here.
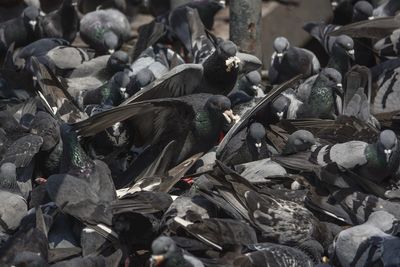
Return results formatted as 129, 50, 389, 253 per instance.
81, 71, 131, 107
228, 70, 263, 108
296, 68, 344, 119
37, 0, 79, 42
72, 94, 239, 166
269, 36, 320, 85
218, 122, 270, 166
216, 75, 302, 158
79, 9, 131, 54
0, 5, 40, 54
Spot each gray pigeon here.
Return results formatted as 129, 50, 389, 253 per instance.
0, 162, 27, 232
269, 36, 320, 85
282, 130, 316, 155
79, 9, 131, 54
311, 129, 400, 184
333, 210, 400, 267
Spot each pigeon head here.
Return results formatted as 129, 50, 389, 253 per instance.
322, 68, 343, 93
23, 6, 40, 31
205, 95, 239, 124
0, 162, 19, 193
103, 31, 120, 54
377, 130, 398, 163
218, 41, 240, 72
333, 35, 355, 60
271, 94, 290, 120
248, 123, 266, 152
273, 37, 290, 62
150, 236, 183, 267
127, 68, 155, 96
112, 71, 131, 99
238, 71, 262, 96
353, 1, 374, 22
282, 130, 316, 155
107, 50, 130, 73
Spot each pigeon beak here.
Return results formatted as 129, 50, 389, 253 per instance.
277, 111, 284, 120
222, 109, 240, 124
108, 49, 115, 54
368, 16, 375, 20
331, 1, 338, 9
277, 53, 284, 63
384, 149, 392, 162
150, 255, 165, 267
335, 83, 344, 96
225, 56, 241, 72
218, 0, 226, 8
251, 85, 262, 92
255, 142, 262, 153
29, 20, 37, 30
346, 49, 355, 60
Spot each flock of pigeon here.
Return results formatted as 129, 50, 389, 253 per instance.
2, 0, 400, 266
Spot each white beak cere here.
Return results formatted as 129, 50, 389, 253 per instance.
277, 111, 284, 120
337, 83, 342, 89
368, 16, 375, 20
225, 56, 241, 72
108, 49, 115, 54
29, 20, 37, 29
219, 0, 226, 7
222, 109, 240, 124
347, 49, 355, 55
255, 142, 262, 148
384, 149, 392, 162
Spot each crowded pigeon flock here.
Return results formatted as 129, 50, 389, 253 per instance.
1, 0, 400, 266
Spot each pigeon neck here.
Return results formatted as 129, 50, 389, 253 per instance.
327, 48, 351, 76
306, 75, 335, 118
60, 126, 93, 174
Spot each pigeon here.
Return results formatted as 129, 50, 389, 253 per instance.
310, 129, 399, 184
72, 94, 240, 167
218, 122, 270, 166
333, 210, 400, 267
0, 208, 49, 266
0, 162, 27, 232
282, 130, 316, 155
15, 38, 70, 71
81, 71, 131, 107
373, 0, 400, 17
37, 45, 91, 76
235, 243, 314, 267
79, 9, 131, 54
269, 36, 321, 85
37, 0, 79, 43
67, 50, 129, 79
0, 5, 40, 53
150, 236, 205, 267
228, 70, 263, 108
